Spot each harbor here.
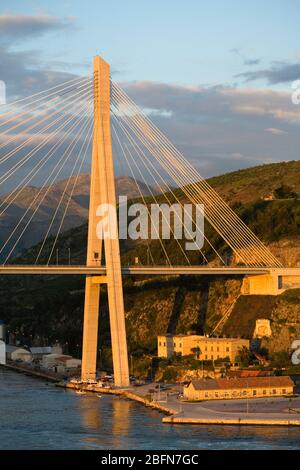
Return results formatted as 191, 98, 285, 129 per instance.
1, 361, 300, 427
61, 378, 300, 427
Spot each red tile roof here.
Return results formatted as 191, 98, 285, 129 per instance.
227, 370, 274, 378
190, 376, 294, 391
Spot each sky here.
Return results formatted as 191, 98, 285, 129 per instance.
1, 0, 300, 179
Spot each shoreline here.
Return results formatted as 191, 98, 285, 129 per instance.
60, 380, 300, 427
0, 362, 61, 382
2, 363, 300, 427
58, 381, 177, 416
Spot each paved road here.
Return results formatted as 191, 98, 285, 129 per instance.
162, 395, 300, 423
1, 265, 297, 276
134, 385, 300, 423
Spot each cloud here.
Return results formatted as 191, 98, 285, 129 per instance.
236, 62, 300, 84
0, 14, 79, 98
243, 58, 261, 66
122, 82, 300, 123
265, 128, 288, 136
116, 80, 300, 177
0, 14, 74, 45
0, 46, 78, 98
230, 48, 261, 66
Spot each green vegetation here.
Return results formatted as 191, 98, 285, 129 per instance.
281, 289, 300, 304
235, 346, 255, 367
1, 160, 299, 363
274, 184, 298, 200
269, 351, 291, 369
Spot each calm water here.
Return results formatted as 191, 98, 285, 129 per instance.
1, 368, 300, 450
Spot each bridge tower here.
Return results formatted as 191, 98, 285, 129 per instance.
81, 56, 130, 387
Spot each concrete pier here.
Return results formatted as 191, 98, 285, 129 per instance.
60, 381, 300, 427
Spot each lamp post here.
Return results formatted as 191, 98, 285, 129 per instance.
130, 354, 134, 376
99, 348, 102, 369
246, 380, 249, 414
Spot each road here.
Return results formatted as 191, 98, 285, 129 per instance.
0, 265, 297, 276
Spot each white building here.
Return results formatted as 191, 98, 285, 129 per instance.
42, 354, 81, 370
30, 347, 52, 360
6, 345, 32, 362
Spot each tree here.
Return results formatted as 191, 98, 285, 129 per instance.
274, 184, 297, 200
235, 347, 253, 367
270, 351, 290, 369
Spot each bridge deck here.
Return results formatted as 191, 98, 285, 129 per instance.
0, 265, 298, 276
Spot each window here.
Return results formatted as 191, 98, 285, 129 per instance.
215, 392, 219, 398
205, 355, 207, 360
282, 389, 286, 394
243, 391, 247, 396
174, 342, 176, 347
211, 355, 214, 360
217, 347, 219, 352
159, 342, 161, 346
226, 347, 230, 352
253, 390, 257, 396
273, 389, 277, 395
179, 343, 182, 348
263, 390, 266, 395
204, 392, 208, 398
163, 342, 166, 347
205, 346, 207, 351
211, 347, 213, 352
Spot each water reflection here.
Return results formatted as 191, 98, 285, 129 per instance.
79, 395, 102, 430
0, 369, 300, 450
112, 397, 131, 436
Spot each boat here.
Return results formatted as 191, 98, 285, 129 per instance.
75, 390, 86, 395
97, 394, 102, 398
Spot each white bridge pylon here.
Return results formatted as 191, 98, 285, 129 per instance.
81, 57, 129, 387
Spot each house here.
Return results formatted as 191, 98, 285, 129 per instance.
30, 347, 52, 360
157, 334, 249, 363
42, 354, 81, 371
184, 376, 295, 401
30, 344, 63, 360
5, 345, 32, 363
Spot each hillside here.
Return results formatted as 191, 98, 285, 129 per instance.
0, 160, 299, 365
0, 175, 156, 258
2, 159, 299, 259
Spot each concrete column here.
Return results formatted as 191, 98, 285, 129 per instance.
81, 56, 129, 387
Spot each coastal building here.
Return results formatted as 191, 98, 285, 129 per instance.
227, 370, 274, 378
42, 354, 81, 371
30, 347, 52, 360
253, 319, 272, 338
184, 376, 295, 401
0, 320, 6, 341
157, 334, 249, 363
5, 345, 32, 362
30, 344, 63, 360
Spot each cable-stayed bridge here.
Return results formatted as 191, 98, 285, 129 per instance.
0, 56, 299, 387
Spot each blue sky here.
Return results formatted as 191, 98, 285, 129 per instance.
3, 0, 300, 87
0, 0, 300, 179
